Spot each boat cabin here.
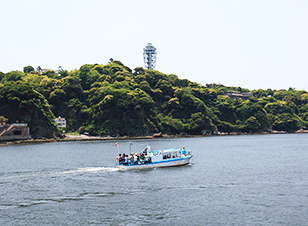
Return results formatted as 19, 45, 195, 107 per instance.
151, 148, 182, 163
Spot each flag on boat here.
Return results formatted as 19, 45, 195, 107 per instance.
115, 142, 119, 147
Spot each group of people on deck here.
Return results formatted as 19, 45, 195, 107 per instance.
115, 151, 152, 165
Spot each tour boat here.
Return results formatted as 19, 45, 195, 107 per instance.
115, 146, 193, 170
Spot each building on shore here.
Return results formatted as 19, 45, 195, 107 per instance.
54, 116, 66, 130
223, 92, 253, 100
0, 123, 31, 141
143, 43, 157, 70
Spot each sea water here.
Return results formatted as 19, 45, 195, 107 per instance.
1, 134, 308, 225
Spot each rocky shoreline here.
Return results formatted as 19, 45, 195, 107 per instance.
1, 130, 308, 147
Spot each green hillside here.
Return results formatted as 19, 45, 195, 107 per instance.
1, 62, 308, 138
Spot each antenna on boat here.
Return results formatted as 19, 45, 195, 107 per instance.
130, 143, 133, 155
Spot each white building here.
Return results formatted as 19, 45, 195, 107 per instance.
143, 43, 157, 70
55, 116, 66, 129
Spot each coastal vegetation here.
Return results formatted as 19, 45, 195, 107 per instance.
1, 62, 308, 138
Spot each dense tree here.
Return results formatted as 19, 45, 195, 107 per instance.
0, 116, 8, 125
0, 82, 60, 138
42, 70, 58, 79
23, 65, 35, 73
2, 71, 25, 83
0, 72, 4, 82
272, 113, 300, 131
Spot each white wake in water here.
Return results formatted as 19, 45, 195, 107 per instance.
58, 167, 119, 174
5, 167, 119, 179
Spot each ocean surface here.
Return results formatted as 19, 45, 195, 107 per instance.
1, 134, 308, 225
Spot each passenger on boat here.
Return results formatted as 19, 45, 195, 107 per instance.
182, 147, 186, 155
143, 148, 148, 155
119, 153, 126, 164
115, 154, 121, 161
140, 153, 145, 161
134, 154, 138, 165
144, 155, 151, 164
130, 154, 134, 164
124, 154, 130, 165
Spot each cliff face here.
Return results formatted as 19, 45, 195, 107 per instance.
31, 125, 60, 139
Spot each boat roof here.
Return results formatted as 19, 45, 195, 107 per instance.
152, 148, 181, 155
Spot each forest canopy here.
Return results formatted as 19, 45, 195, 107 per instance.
1, 62, 308, 138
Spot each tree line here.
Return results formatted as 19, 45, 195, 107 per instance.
1, 61, 308, 138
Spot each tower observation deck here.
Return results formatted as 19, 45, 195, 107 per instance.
143, 43, 157, 70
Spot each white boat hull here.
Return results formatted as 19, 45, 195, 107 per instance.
116, 155, 193, 170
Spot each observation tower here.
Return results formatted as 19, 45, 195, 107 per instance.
143, 43, 157, 70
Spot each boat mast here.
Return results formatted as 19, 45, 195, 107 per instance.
130, 143, 133, 154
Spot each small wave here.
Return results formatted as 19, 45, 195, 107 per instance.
58, 167, 119, 174
5, 172, 38, 179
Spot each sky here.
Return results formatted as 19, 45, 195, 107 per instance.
1, 0, 308, 91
